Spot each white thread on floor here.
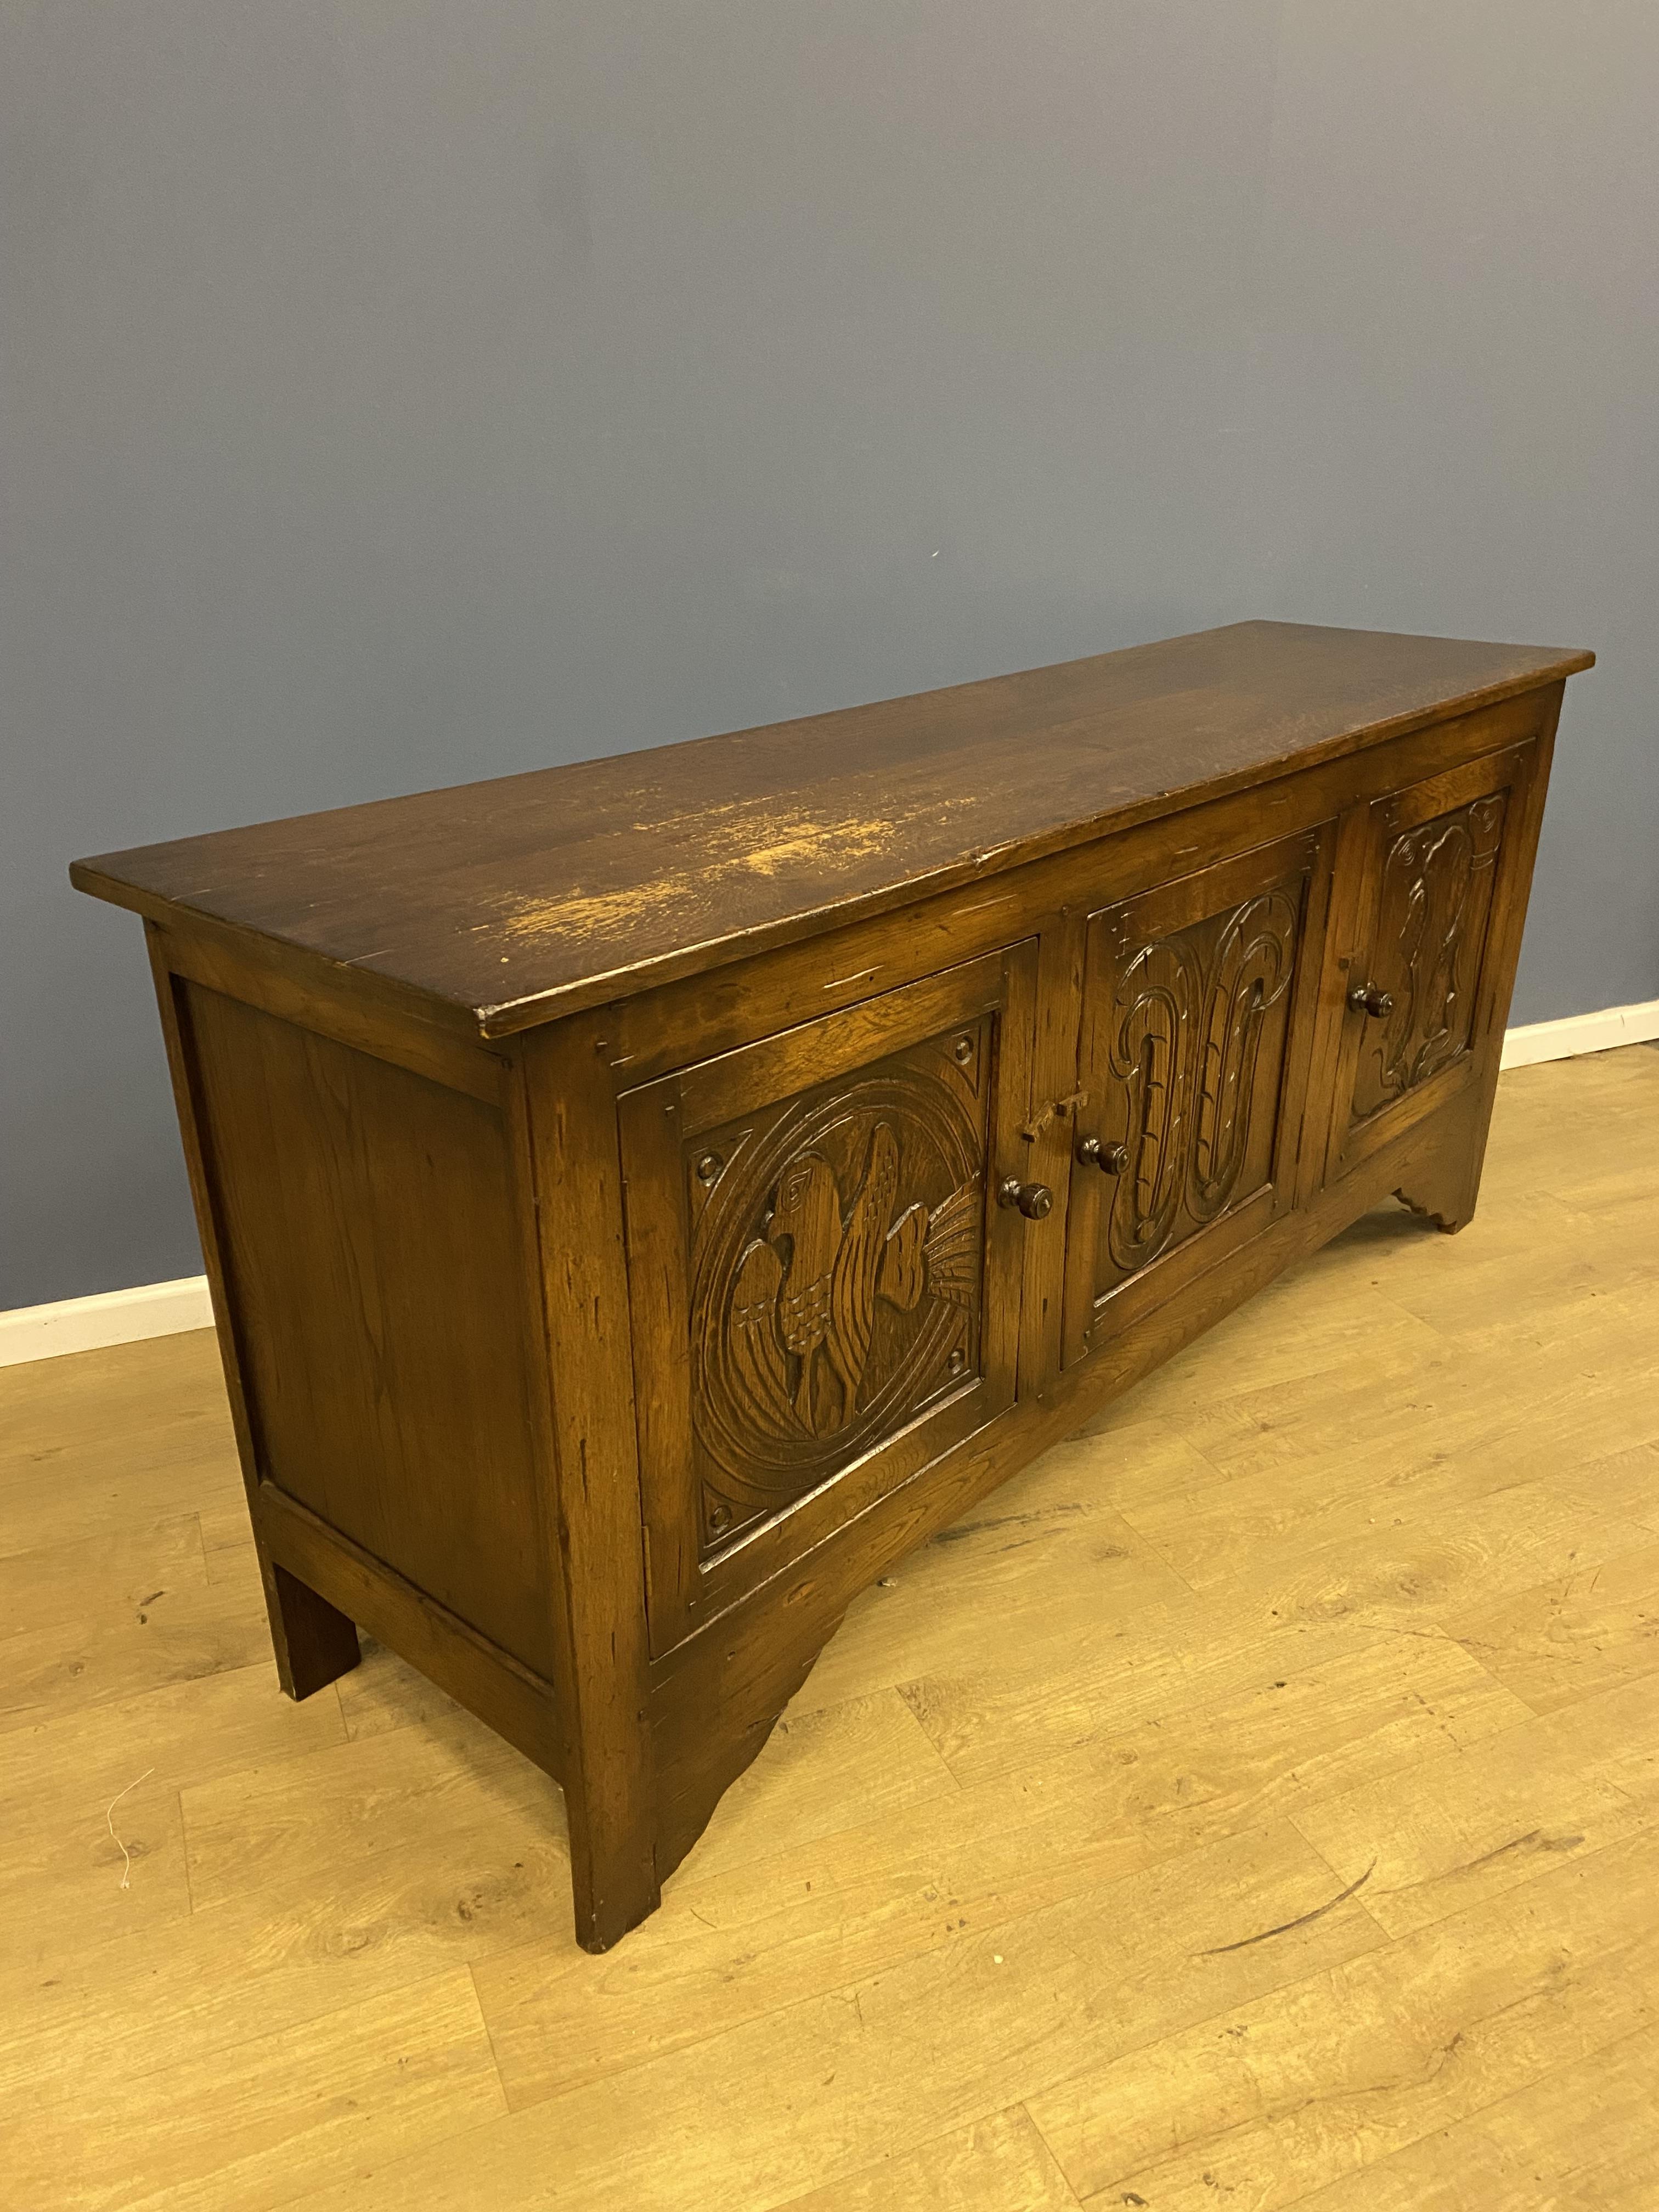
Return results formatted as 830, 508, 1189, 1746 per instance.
105, 1767, 155, 1891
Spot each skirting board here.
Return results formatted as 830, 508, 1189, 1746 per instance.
0, 1274, 214, 1370
3, 998, 1655, 1371
1498, 995, 1659, 1071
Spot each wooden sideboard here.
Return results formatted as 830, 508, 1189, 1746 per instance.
71, 619, 1593, 1950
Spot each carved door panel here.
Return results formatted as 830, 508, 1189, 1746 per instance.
1062, 826, 1332, 1367
1327, 746, 1529, 1182
619, 943, 1039, 1652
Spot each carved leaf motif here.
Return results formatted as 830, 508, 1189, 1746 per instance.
826, 1122, 902, 1424
771, 1154, 838, 1350
727, 1237, 795, 1440
919, 1178, 981, 1308
878, 1203, 929, 1312
689, 1042, 990, 1554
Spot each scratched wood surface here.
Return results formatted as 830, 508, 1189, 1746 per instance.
4, 1044, 1656, 2211
69, 622, 1590, 1035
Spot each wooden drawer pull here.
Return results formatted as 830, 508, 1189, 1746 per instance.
997, 1176, 1054, 1220
1075, 1136, 1131, 1175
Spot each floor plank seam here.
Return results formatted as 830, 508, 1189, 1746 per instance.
1263, 2008, 1659, 2212
1013, 2099, 1089, 2210
465, 1959, 515, 2122
1025, 1852, 1659, 2212
178, 1786, 196, 1916
7, 1052, 1658, 2210
1287, 1799, 1659, 1948
885, 1679, 971, 1797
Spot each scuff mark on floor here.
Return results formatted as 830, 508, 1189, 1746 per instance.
1196, 1858, 1377, 1957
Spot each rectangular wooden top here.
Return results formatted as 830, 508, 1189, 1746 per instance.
72, 619, 1591, 1039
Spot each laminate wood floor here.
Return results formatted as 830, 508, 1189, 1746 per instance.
4, 1047, 1657, 2212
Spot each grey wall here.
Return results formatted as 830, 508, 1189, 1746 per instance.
4, 1, 1655, 1310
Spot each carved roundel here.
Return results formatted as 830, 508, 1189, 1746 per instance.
688, 1047, 987, 1534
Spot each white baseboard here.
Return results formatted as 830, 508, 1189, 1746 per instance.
3, 997, 1655, 1370
1500, 995, 1659, 1071
0, 1274, 214, 1370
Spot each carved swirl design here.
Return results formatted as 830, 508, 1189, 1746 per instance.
1190, 895, 1300, 1221
1360, 793, 1505, 1113
690, 1047, 986, 1551
1105, 888, 1300, 1277
1106, 940, 1195, 1273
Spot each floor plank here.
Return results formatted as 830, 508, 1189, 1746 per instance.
1029, 1823, 1659, 2210
0, 1329, 243, 1556
1274, 2015, 1659, 2212
295, 1824, 1387, 2212
474, 1744, 1218, 2111
772, 2107, 1081, 2211
1443, 1535, 1659, 1715
899, 1598, 1530, 1804
1289, 1672, 1659, 1936
1, 1513, 272, 1735
5, 1967, 504, 2212
2, 1047, 1655, 2210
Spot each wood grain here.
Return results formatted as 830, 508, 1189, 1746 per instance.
181, 981, 551, 1676
774, 2108, 1081, 2211
2, 1047, 1655, 2208
70, 623, 1590, 1035
64, 630, 1598, 1956
1029, 1824, 1659, 2209
5, 1967, 504, 2212
507, 1010, 659, 1948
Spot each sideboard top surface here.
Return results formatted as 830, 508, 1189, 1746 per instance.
72, 619, 1590, 1039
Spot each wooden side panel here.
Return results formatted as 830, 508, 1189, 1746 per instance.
151, 911, 507, 1103
257, 1480, 560, 1777
145, 926, 360, 1703
178, 980, 553, 1679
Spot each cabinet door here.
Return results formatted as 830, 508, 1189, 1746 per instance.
1326, 746, 1528, 1183
619, 943, 1040, 1652
1062, 826, 1331, 1367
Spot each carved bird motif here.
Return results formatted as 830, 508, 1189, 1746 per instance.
725, 1119, 978, 1443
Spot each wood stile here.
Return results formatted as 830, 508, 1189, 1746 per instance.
72, 619, 1591, 1949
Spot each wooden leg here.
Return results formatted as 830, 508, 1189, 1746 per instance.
563, 1740, 662, 1955
1393, 1157, 1477, 1234
265, 1560, 360, 1700
1393, 1079, 1493, 1235
510, 1015, 664, 1955
145, 937, 362, 1706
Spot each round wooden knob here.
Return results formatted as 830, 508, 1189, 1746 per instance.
1075, 1136, 1131, 1175
1347, 982, 1395, 1019
997, 1176, 1054, 1220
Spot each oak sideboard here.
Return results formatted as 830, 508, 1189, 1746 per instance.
72, 619, 1593, 1950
